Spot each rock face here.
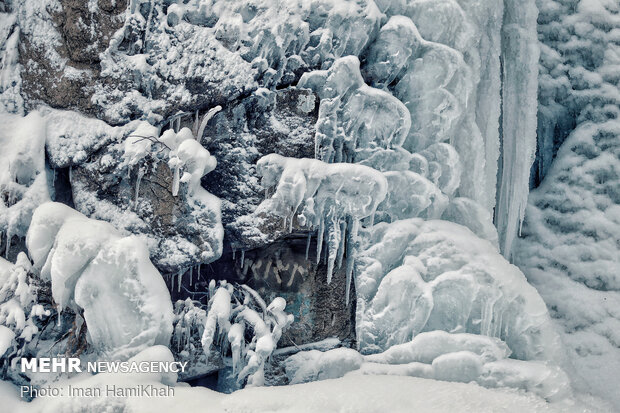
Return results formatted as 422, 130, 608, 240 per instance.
17, 0, 257, 124
70, 138, 222, 274
201, 87, 318, 248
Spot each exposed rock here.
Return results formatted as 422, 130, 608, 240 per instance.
202, 87, 318, 248
70, 141, 222, 274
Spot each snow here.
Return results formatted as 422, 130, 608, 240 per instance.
0, 324, 15, 356
284, 331, 570, 401
0, 372, 584, 413
284, 347, 364, 384
0, 112, 50, 256
513, 0, 620, 407
515, 120, 620, 407
26, 202, 173, 360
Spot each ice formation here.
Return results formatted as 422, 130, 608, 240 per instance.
187, 281, 294, 387
240, 154, 387, 287
26, 202, 173, 360
0, 112, 49, 258
298, 56, 411, 163
495, 0, 540, 258
354, 218, 561, 363
284, 331, 570, 401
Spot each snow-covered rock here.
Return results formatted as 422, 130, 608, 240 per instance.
26, 202, 173, 360
69, 124, 224, 273
0, 111, 49, 261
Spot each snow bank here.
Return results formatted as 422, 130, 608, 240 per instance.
2, 370, 581, 413
26, 202, 173, 360
285, 331, 570, 401
515, 119, 620, 406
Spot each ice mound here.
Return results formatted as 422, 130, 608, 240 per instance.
355, 218, 561, 363
0, 112, 49, 259
284, 347, 364, 384
26, 202, 173, 360
285, 331, 570, 401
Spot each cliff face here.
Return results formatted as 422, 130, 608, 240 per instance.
0, 0, 538, 353
3, 0, 613, 405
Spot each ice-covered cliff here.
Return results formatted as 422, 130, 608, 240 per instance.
0, 0, 614, 409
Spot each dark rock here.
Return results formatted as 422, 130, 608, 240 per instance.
202, 87, 318, 248
70, 144, 222, 274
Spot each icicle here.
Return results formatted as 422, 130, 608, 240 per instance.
193, 110, 200, 136
326, 210, 340, 284
57, 305, 62, 327
177, 270, 182, 293
316, 219, 324, 265
189, 266, 193, 287
134, 167, 145, 210
240, 250, 245, 268
345, 218, 359, 306
197, 106, 222, 144
4, 225, 11, 259
336, 219, 346, 269
305, 232, 311, 261
232, 249, 236, 260
288, 209, 294, 233
172, 165, 180, 196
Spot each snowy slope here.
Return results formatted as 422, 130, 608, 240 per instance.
514, 0, 620, 408
0, 374, 594, 413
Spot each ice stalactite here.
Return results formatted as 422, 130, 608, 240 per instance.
196, 105, 222, 144
495, 0, 539, 259
134, 166, 144, 210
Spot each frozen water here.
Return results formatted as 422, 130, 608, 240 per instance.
0, 112, 49, 257
284, 331, 570, 401
495, 0, 540, 258
298, 56, 411, 164
355, 218, 561, 363
26, 202, 173, 360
